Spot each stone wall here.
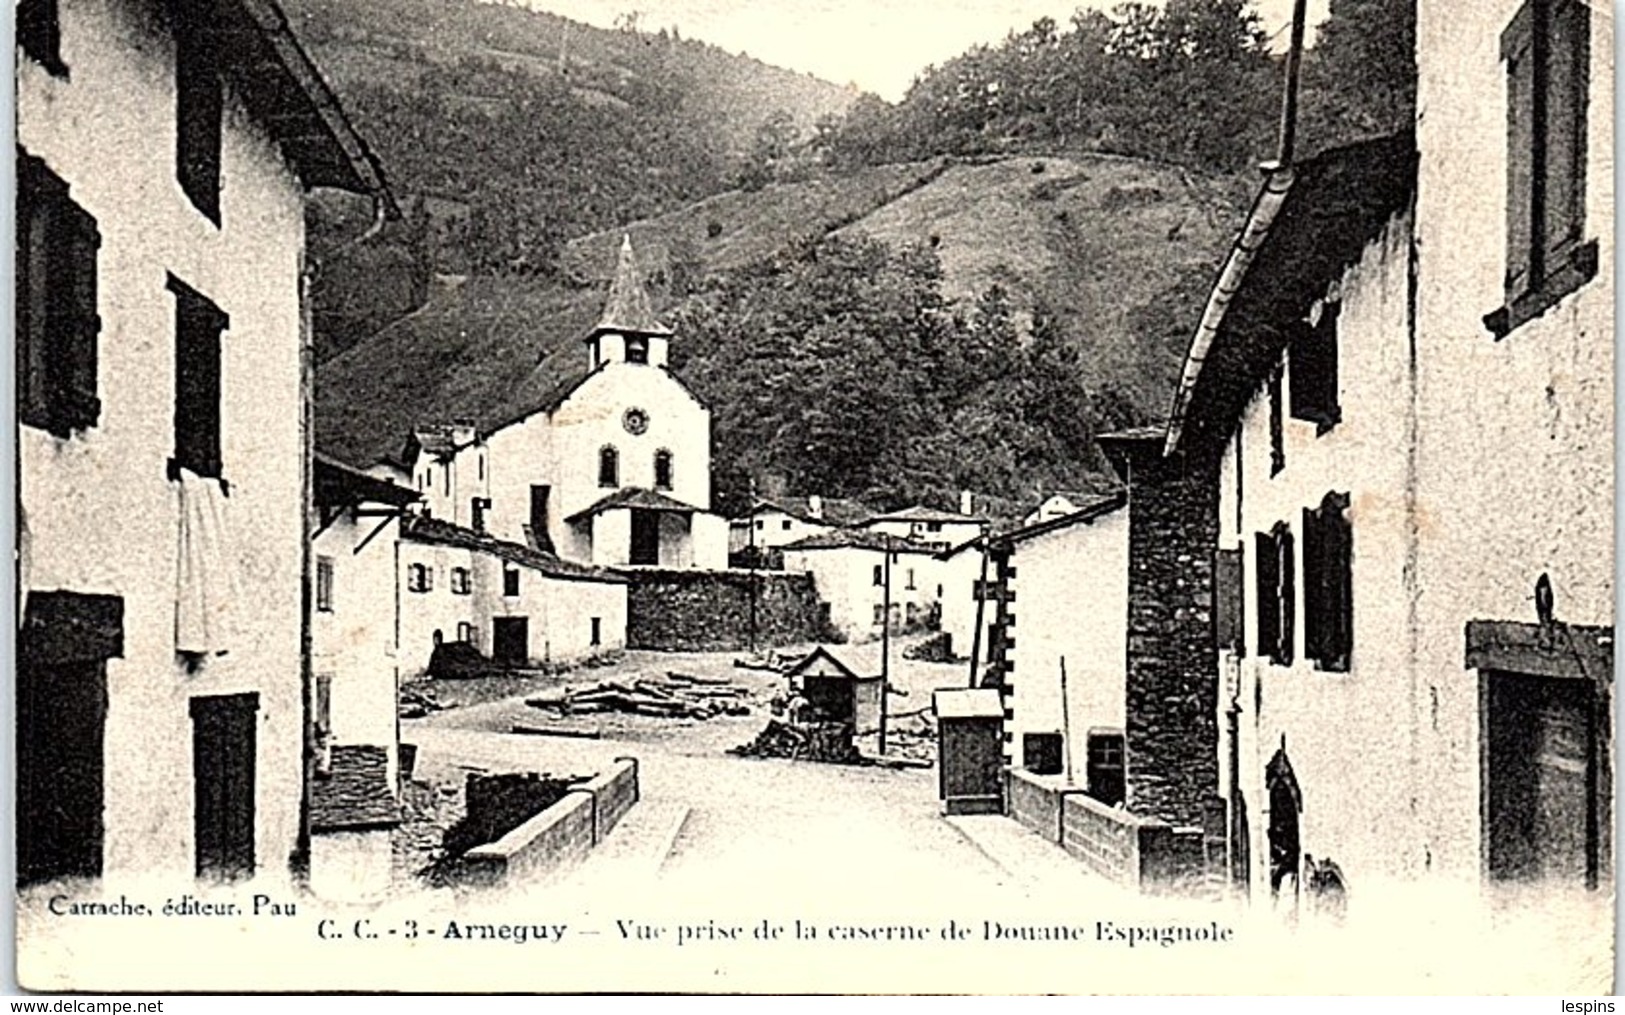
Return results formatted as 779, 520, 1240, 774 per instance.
1008, 767, 1070, 842
1120, 445, 1221, 830
456, 758, 642, 888
622, 568, 833, 651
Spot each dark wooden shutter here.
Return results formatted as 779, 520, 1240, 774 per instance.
17, 0, 65, 74
1502, 0, 1536, 298
1255, 531, 1278, 662
57, 199, 102, 429
171, 277, 227, 478
1326, 493, 1353, 671
1214, 547, 1243, 654
1278, 525, 1296, 667
1268, 367, 1285, 475
175, 9, 223, 224
1302, 506, 1325, 663
1542, 0, 1589, 268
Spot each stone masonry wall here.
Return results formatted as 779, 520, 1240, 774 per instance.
623, 568, 833, 651
1123, 447, 1221, 830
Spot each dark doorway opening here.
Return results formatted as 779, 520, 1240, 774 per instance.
492, 616, 530, 667
191, 692, 258, 882
629, 509, 660, 566
529, 485, 553, 552
1485, 669, 1603, 887
18, 657, 108, 886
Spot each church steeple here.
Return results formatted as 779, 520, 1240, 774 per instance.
587, 235, 672, 370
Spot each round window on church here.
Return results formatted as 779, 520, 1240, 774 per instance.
623, 408, 650, 436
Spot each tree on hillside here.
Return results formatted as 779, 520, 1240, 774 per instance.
1297, 0, 1416, 151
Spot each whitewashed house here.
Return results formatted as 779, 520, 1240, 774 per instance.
405, 237, 729, 571
781, 530, 941, 643
16, 0, 393, 887
727, 495, 875, 558
1166, 0, 1611, 924
989, 493, 1129, 785
309, 454, 417, 900
863, 497, 987, 552
1019, 490, 1099, 528
398, 516, 628, 677
934, 536, 992, 667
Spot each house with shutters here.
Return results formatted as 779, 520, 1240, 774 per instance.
863, 496, 987, 552
399, 236, 729, 572
727, 494, 876, 564
16, 0, 393, 890
309, 454, 417, 900
781, 529, 942, 643
1165, 0, 1611, 926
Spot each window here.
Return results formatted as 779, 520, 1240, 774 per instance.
18, 0, 66, 75
1268, 366, 1285, 477
872, 604, 885, 626
1488, 0, 1596, 338
18, 152, 101, 438
872, 564, 884, 587
443, 464, 450, 496
450, 567, 471, 596
503, 568, 520, 598
1255, 523, 1295, 666
590, 617, 602, 647
1085, 732, 1125, 807
407, 563, 432, 594
313, 674, 332, 741
598, 446, 619, 488
927, 522, 943, 533
1303, 492, 1353, 672
654, 449, 673, 490
755, 519, 764, 531
1289, 303, 1340, 431
315, 556, 334, 613
781, 519, 792, 531
175, 1, 223, 224
1214, 546, 1244, 656
456, 621, 473, 643
169, 275, 228, 479
471, 498, 486, 533
626, 335, 649, 364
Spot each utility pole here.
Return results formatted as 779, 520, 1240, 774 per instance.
746, 480, 758, 654
878, 533, 892, 756
967, 536, 990, 688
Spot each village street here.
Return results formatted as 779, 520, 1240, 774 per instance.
401, 639, 1130, 914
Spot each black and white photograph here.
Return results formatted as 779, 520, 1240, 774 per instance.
10, 0, 1616, 994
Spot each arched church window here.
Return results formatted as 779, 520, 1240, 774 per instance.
654, 449, 673, 490
598, 446, 619, 488
626, 335, 649, 365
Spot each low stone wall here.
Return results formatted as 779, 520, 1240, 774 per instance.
1005, 768, 1206, 895
622, 568, 832, 651
456, 759, 641, 888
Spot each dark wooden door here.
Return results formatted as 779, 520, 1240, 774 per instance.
1487, 671, 1597, 885
492, 616, 530, 666
191, 693, 258, 881
939, 718, 1002, 802
17, 658, 107, 885
630, 508, 660, 565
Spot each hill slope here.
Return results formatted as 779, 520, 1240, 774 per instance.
318, 152, 1244, 513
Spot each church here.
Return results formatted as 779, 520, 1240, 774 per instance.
401, 236, 729, 571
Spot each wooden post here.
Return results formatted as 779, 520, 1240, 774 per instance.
967, 538, 990, 688
1059, 655, 1073, 785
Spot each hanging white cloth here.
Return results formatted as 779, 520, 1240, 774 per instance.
175, 466, 239, 657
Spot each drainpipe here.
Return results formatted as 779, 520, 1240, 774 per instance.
1275, 0, 1310, 170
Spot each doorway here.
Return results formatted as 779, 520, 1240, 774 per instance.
191, 693, 258, 881
630, 509, 660, 566
1485, 670, 1602, 886
17, 656, 107, 886
529, 485, 553, 552
492, 616, 530, 667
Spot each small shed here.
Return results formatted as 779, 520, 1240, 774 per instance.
786, 646, 883, 749
933, 688, 1005, 815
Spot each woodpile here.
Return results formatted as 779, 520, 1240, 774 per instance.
399, 686, 450, 719
524, 674, 754, 722
730, 720, 867, 765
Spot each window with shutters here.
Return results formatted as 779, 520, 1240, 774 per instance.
315, 557, 334, 613
1215, 547, 1245, 655
175, 1, 223, 225
450, 567, 471, 596
1289, 303, 1340, 432
407, 563, 431, 594
598, 446, 619, 487
1486, 0, 1596, 338
1255, 523, 1295, 666
169, 276, 228, 479
18, 0, 67, 76
1268, 366, 1285, 477
1303, 492, 1353, 673
18, 152, 102, 439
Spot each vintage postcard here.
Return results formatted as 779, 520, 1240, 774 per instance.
11, 0, 1615, 995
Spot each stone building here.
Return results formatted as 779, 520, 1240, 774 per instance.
16, 0, 392, 887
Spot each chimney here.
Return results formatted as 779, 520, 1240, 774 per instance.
807, 495, 824, 520
960, 489, 974, 516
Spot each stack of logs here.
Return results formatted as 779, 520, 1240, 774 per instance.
524, 671, 754, 722
730, 720, 866, 765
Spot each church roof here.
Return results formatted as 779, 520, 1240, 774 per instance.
590, 235, 673, 340
565, 487, 704, 524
